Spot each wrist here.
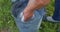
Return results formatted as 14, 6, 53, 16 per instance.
24, 7, 34, 13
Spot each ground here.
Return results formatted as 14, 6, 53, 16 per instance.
0, 0, 60, 32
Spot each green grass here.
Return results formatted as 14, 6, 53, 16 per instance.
0, 0, 60, 32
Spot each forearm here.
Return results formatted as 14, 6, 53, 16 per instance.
24, 0, 50, 12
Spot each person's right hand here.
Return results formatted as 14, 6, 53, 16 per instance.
23, 9, 34, 22
21, 0, 50, 22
